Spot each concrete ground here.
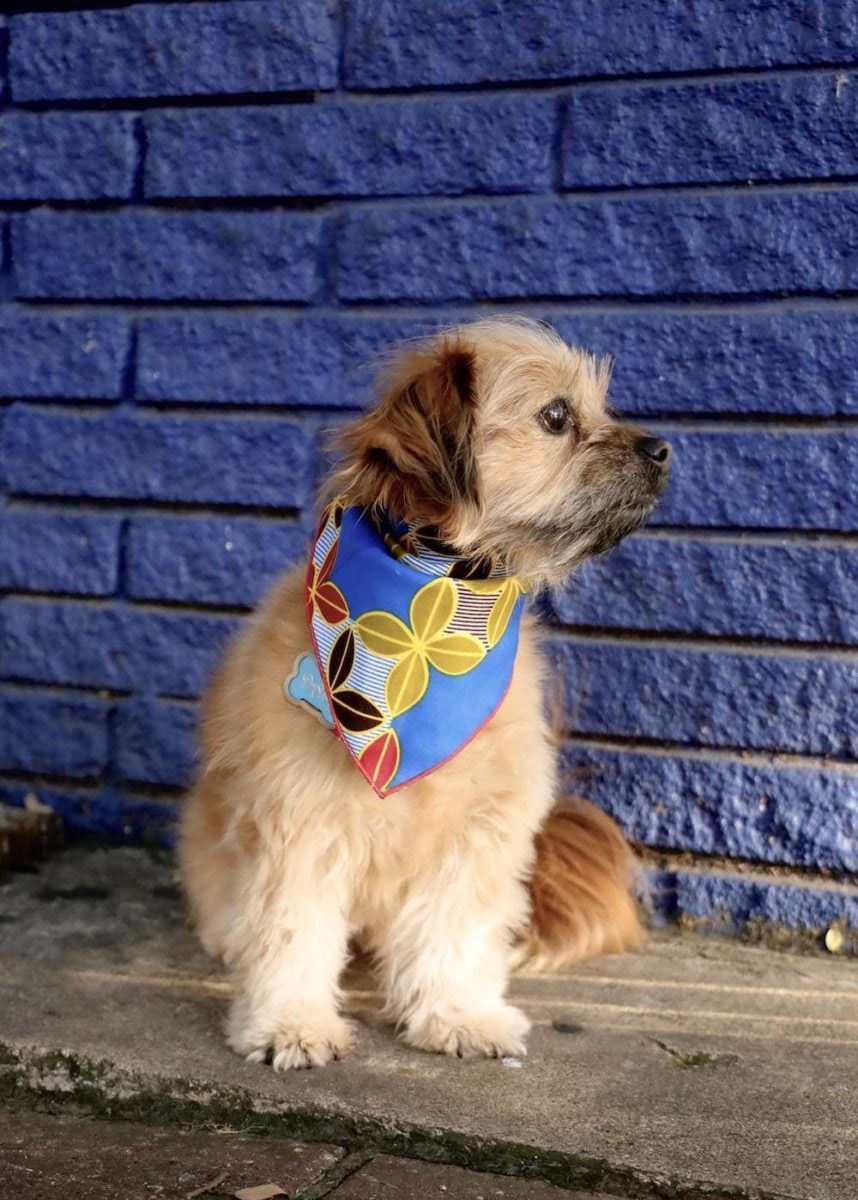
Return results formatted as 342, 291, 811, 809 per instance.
1, 846, 856, 1200
0, 1107, 615, 1200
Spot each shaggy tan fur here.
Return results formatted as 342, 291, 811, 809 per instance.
179, 317, 668, 1070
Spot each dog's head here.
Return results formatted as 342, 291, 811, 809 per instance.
330, 318, 670, 586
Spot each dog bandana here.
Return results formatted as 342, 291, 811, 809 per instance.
287, 501, 527, 797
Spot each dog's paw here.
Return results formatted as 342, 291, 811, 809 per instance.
229, 1013, 354, 1071
404, 1003, 530, 1060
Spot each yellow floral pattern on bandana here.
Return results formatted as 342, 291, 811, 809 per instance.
356, 576, 486, 717
461, 577, 528, 647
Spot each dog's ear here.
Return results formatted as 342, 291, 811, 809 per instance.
330, 336, 479, 529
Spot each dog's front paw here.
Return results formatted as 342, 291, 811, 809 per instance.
228, 1010, 354, 1071
404, 1003, 530, 1060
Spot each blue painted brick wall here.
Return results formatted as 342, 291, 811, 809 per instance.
1, 0, 856, 938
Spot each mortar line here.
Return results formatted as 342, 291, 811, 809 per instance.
12, 285, 858, 311
564, 733, 858, 774
341, 59, 858, 100
7, 175, 858, 213
12, 394, 858, 429
544, 625, 858, 659
638, 847, 857, 888
4, 495, 857, 545
8, 294, 858, 318
8, 56, 858, 110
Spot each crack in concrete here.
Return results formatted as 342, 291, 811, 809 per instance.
292, 1150, 375, 1200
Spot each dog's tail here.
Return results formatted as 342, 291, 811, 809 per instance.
515, 797, 645, 971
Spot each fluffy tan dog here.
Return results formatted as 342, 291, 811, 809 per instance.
179, 317, 670, 1070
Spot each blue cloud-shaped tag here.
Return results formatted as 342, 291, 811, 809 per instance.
284, 652, 334, 728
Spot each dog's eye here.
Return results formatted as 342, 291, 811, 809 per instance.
538, 398, 573, 435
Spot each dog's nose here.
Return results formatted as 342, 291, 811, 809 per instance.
635, 436, 671, 468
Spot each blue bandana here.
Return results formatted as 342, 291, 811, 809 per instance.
287, 501, 527, 797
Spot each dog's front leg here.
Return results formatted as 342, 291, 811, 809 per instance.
224, 852, 353, 1071
378, 853, 531, 1060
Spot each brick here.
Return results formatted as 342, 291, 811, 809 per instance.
128, 309, 858, 417
0, 691, 108, 779
0, 779, 177, 842
554, 537, 858, 644
145, 96, 554, 199
564, 73, 858, 188
650, 867, 858, 934
10, 0, 338, 102
127, 516, 307, 607
115, 698, 197, 788
13, 211, 325, 302
136, 315, 420, 407
564, 744, 858, 871
0, 113, 136, 201
344, 0, 858, 88
655, 431, 856, 531
551, 311, 858, 417
2, 600, 237, 698
336, 192, 858, 302
0, 317, 130, 402
140, 308, 802, 418
552, 639, 856, 757
0, 512, 119, 596
2, 409, 312, 507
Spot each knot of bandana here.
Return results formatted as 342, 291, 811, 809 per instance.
299, 501, 528, 796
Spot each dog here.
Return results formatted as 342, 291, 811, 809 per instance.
179, 317, 671, 1070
